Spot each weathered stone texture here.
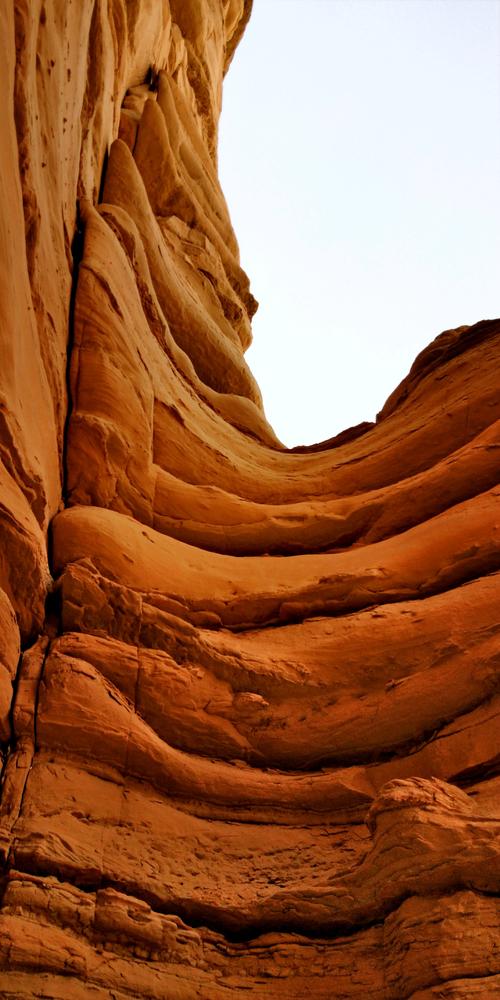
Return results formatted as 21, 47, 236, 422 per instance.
0, 1, 499, 996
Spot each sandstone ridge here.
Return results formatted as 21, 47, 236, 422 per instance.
0, 2, 499, 997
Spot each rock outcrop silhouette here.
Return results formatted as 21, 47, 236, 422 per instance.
0, 2, 499, 997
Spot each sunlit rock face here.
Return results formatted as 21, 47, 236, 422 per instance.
1, 1, 499, 996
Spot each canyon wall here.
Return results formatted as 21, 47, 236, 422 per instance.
0, 2, 499, 997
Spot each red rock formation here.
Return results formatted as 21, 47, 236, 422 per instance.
0, 2, 499, 996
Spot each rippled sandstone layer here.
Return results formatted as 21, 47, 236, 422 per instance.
0, 2, 499, 997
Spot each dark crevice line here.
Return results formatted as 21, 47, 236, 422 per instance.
97, 147, 109, 206
59, 206, 85, 511
454, 757, 500, 788
4, 860, 500, 947
0, 859, 388, 943
222, 562, 500, 635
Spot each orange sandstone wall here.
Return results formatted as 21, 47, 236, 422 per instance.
0, 2, 499, 997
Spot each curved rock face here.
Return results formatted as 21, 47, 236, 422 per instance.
1, 2, 499, 997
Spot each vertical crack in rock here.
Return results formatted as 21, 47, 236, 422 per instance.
0, 1, 499, 996
61, 208, 85, 508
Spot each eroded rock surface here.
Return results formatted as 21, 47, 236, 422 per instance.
0, 1, 499, 996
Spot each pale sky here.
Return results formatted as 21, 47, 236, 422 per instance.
219, 0, 500, 446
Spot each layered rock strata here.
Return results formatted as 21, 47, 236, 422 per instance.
0, 1, 499, 997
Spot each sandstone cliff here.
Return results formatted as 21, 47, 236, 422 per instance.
0, 2, 499, 997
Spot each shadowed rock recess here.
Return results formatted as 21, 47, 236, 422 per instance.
0, 2, 499, 997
